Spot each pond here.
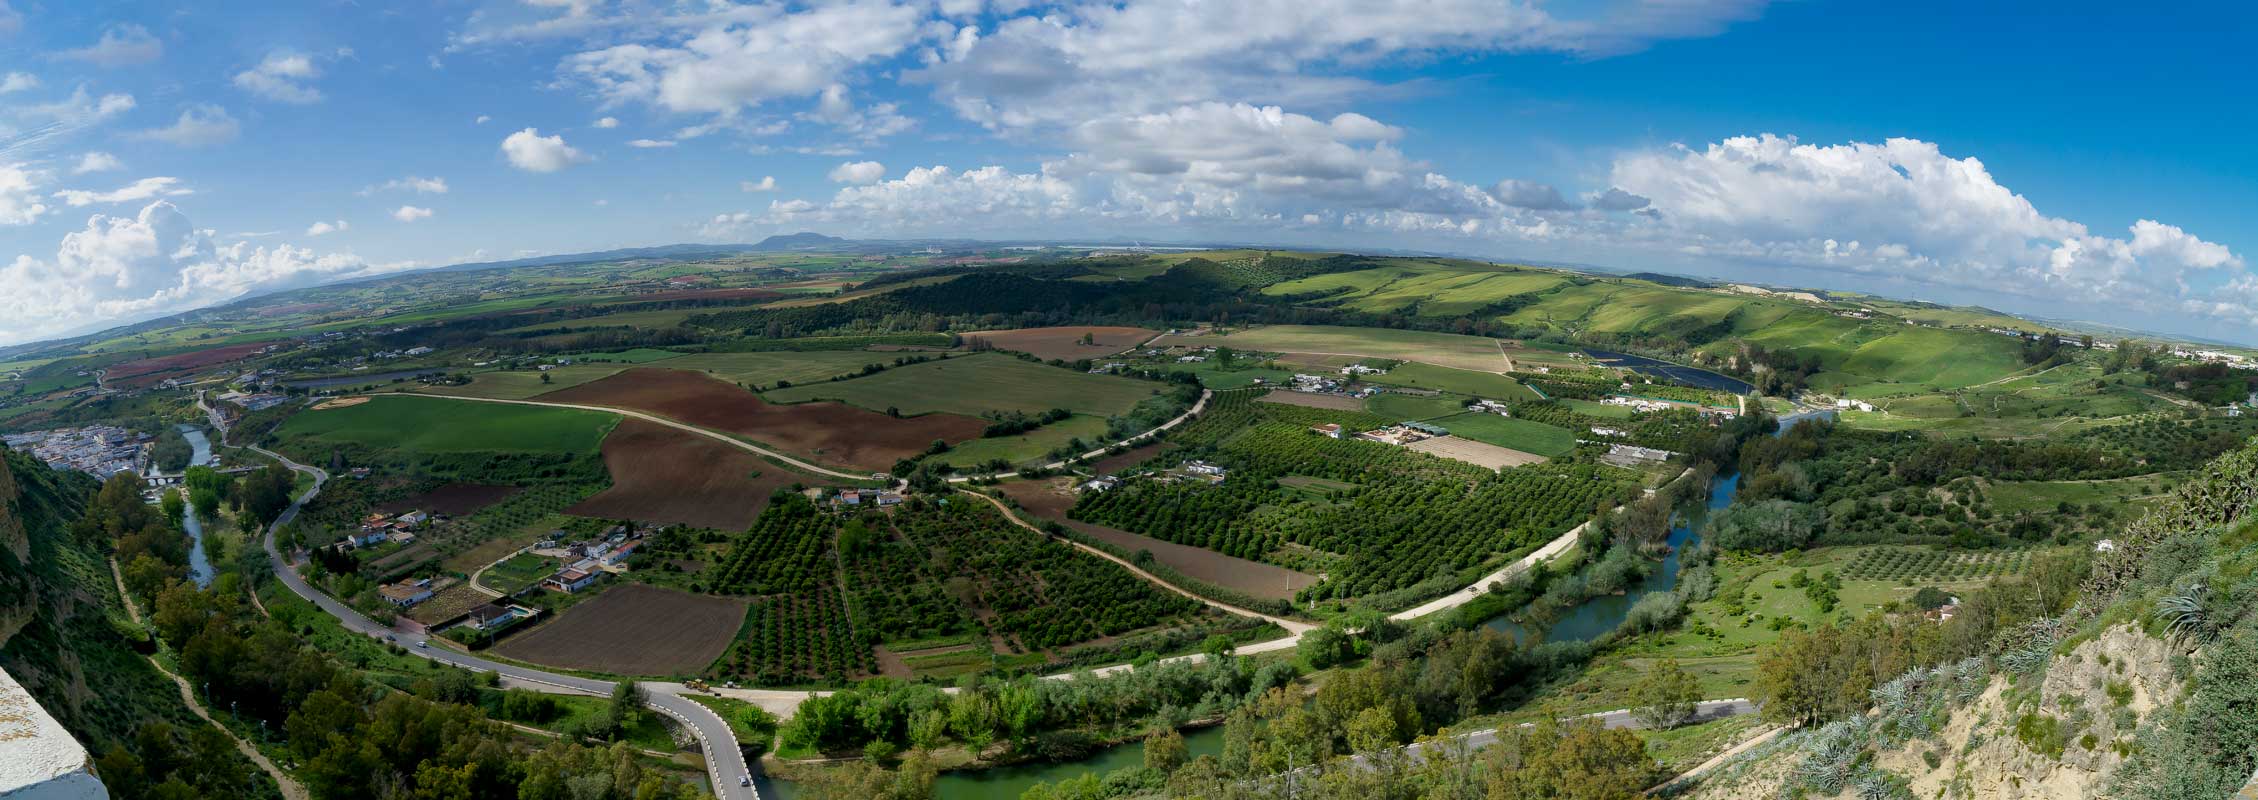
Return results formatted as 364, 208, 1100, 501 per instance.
761, 726, 1226, 800
1582, 350, 1755, 395
178, 423, 215, 589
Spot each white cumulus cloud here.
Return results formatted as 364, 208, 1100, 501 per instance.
0, 71, 36, 93
627, 138, 675, 148
0, 201, 379, 345
0, 163, 48, 225
133, 105, 241, 147
392, 205, 434, 222
57, 24, 164, 67
305, 220, 348, 236
828, 160, 885, 184
594, 116, 619, 128
560, 0, 929, 115
73, 152, 123, 174
501, 127, 589, 172
233, 52, 324, 103
741, 176, 776, 192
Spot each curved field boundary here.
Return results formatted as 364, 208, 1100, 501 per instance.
387, 393, 871, 480
962, 490, 1314, 635
947, 389, 1213, 483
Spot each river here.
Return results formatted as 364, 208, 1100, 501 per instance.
1482, 407, 1835, 643
1582, 350, 1755, 395
764, 409, 1836, 798
761, 726, 1226, 800
178, 423, 216, 589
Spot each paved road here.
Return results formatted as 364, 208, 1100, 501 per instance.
231, 415, 757, 800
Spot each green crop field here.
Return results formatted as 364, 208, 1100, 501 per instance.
424, 364, 632, 399
1263, 262, 1569, 316
577, 348, 690, 363
1428, 412, 1578, 457
275, 395, 616, 453
763, 353, 1157, 417
1364, 392, 1466, 421
657, 350, 904, 387
936, 414, 1112, 468
1158, 325, 1513, 374
1363, 362, 1539, 400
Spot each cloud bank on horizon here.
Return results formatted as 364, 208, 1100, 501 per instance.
0, 0, 2251, 347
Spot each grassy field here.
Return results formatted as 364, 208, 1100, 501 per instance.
936, 414, 1111, 468
763, 353, 1157, 417
576, 348, 690, 363
1983, 474, 2182, 515
275, 395, 616, 453
1561, 398, 1637, 419
425, 365, 631, 399
1365, 392, 1467, 421
1428, 412, 1578, 457
656, 350, 901, 387
1262, 262, 1569, 316
1155, 325, 1513, 374
481, 552, 559, 595
499, 307, 712, 333
1363, 362, 1539, 400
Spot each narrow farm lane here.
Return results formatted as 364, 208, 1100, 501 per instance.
111, 558, 311, 800
965, 490, 1314, 635
242, 426, 760, 800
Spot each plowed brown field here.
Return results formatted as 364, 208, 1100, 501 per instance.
494, 584, 747, 676
536, 367, 986, 470
566, 419, 786, 530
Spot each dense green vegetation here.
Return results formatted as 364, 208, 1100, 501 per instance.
1072, 390, 1640, 606
704, 493, 1205, 686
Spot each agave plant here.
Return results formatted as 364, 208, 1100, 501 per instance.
2155, 582, 2212, 643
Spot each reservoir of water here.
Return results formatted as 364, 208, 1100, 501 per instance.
178, 423, 215, 589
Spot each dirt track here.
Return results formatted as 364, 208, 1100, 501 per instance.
567, 419, 786, 530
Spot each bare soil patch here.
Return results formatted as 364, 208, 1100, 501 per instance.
565, 418, 787, 530
1405, 435, 1547, 469
108, 342, 271, 388
494, 583, 749, 676
999, 480, 1318, 602
312, 397, 370, 410
1256, 389, 1365, 411
537, 367, 986, 471
962, 326, 1160, 361
1087, 441, 1167, 475
377, 483, 523, 516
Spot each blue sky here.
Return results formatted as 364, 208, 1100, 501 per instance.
2, 0, 2253, 346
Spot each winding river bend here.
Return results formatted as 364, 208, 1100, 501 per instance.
764, 409, 1836, 798
1482, 408, 1834, 642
